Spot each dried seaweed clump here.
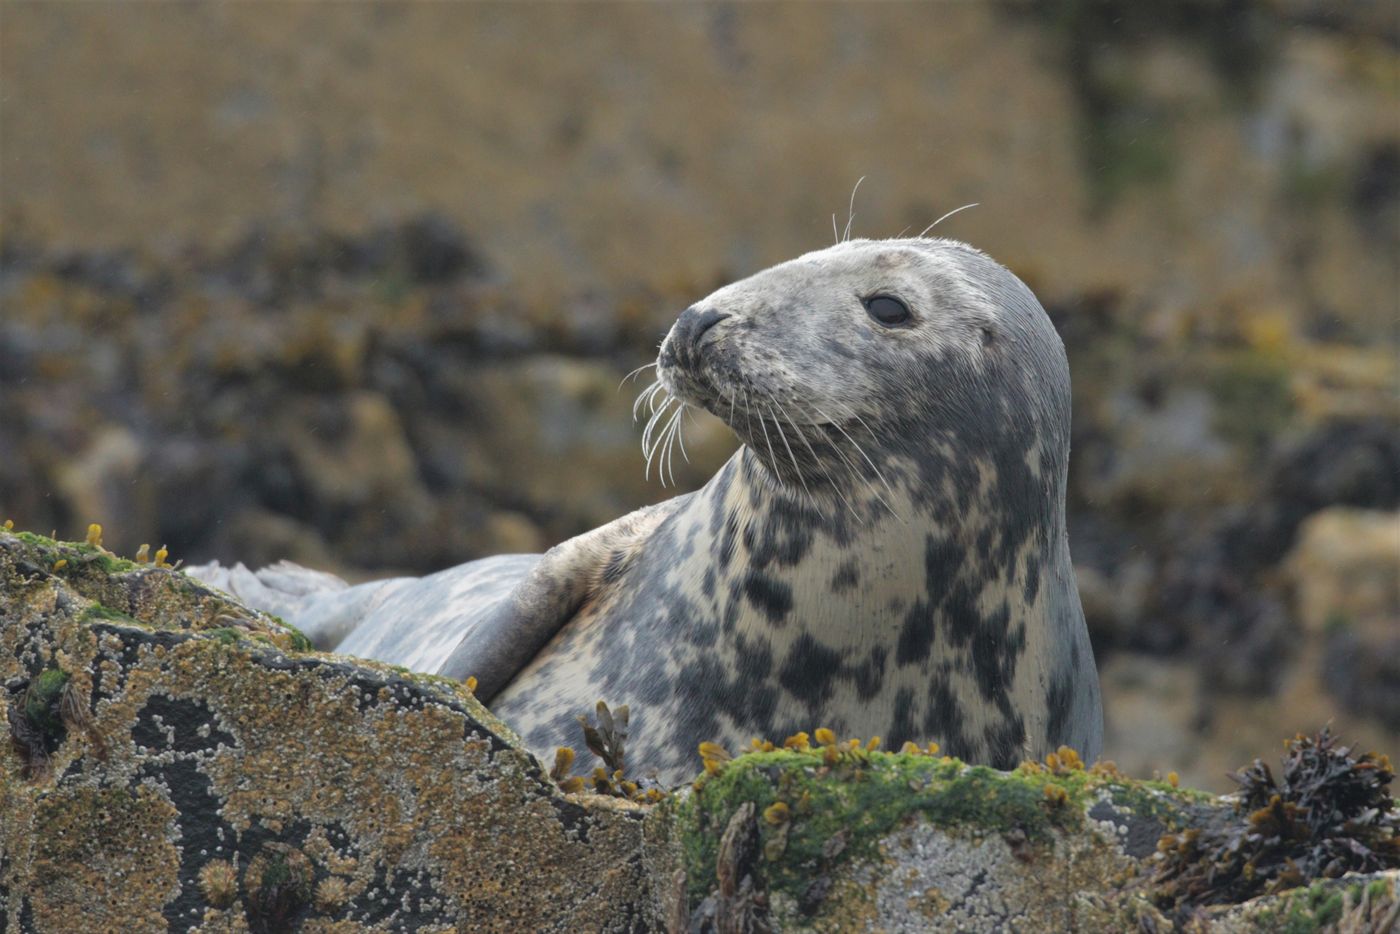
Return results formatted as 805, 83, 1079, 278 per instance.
550, 700, 665, 803
1155, 728, 1399, 908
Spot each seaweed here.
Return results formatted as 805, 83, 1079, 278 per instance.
1154, 728, 1399, 908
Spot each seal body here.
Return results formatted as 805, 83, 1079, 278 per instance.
192, 236, 1103, 785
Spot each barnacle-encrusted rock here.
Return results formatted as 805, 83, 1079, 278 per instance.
0, 530, 662, 931
2, 528, 1395, 932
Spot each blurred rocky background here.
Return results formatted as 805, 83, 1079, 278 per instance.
1, 2, 1395, 790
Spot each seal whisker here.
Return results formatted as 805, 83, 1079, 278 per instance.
809, 402, 899, 519
633, 378, 663, 421
647, 398, 680, 461
832, 213, 840, 245
635, 379, 663, 421
645, 405, 676, 483
675, 404, 691, 465
640, 392, 666, 448
651, 402, 685, 486
657, 415, 674, 487
819, 415, 886, 518
812, 400, 900, 506
619, 362, 658, 392
662, 404, 683, 487
844, 175, 866, 242
648, 381, 668, 416
766, 401, 814, 506
753, 398, 782, 488
788, 411, 859, 520
642, 393, 676, 461
917, 202, 980, 238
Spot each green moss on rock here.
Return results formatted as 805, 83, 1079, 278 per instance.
23, 669, 70, 737
680, 750, 1105, 905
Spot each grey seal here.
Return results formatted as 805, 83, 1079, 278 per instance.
191, 236, 1103, 784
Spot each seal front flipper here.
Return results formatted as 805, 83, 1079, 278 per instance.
441, 495, 691, 701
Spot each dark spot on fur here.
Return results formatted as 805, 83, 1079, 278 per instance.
734, 634, 775, 686
1045, 670, 1074, 746
742, 572, 793, 624
983, 712, 1026, 769
941, 580, 981, 648
702, 566, 716, 599
922, 666, 971, 756
721, 593, 741, 634
971, 604, 1022, 701
830, 559, 859, 593
744, 501, 813, 570
1022, 554, 1041, 605
778, 633, 842, 708
889, 687, 916, 745
849, 646, 886, 700
896, 599, 935, 666
602, 549, 628, 584
717, 512, 739, 572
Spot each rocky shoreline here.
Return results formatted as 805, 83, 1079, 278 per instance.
2, 529, 1396, 931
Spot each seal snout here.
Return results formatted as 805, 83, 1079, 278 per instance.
666, 306, 730, 369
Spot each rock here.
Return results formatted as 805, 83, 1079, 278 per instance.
3, 530, 1396, 932
54, 426, 144, 537
1285, 507, 1400, 639
0, 530, 661, 931
459, 356, 735, 532
1098, 652, 1204, 786
672, 742, 1400, 933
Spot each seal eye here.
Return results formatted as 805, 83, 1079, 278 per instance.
864, 295, 910, 327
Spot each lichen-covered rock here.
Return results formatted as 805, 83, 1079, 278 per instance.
0, 530, 661, 931
3, 529, 1395, 932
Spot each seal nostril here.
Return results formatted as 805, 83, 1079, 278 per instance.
693, 309, 729, 339
672, 307, 730, 366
